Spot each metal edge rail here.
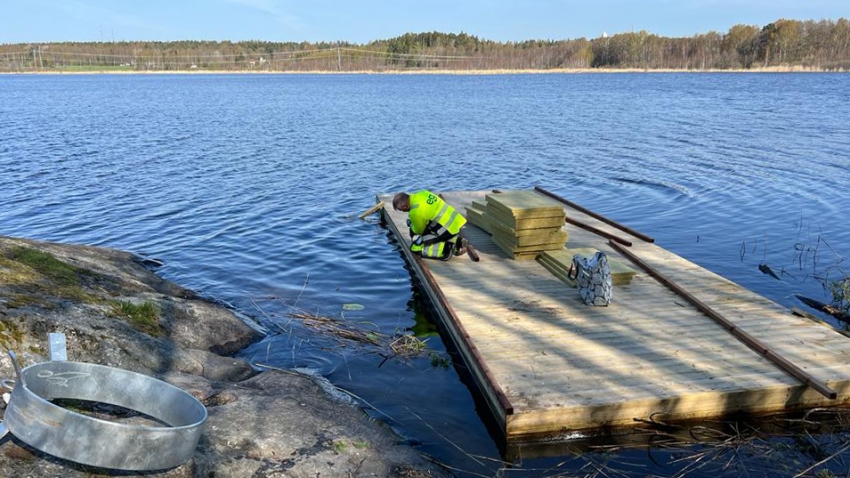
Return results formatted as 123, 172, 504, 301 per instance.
376, 196, 515, 417
534, 186, 655, 243
608, 240, 837, 400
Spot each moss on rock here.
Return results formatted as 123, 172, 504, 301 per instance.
109, 300, 164, 337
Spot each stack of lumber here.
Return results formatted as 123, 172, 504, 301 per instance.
537, 247, 638, 287
465, 199, 492, 234
467, 191, 567, 260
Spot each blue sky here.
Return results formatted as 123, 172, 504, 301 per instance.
2, 0, 848, 44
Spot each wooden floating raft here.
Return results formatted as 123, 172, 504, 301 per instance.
376, 188, 850, 441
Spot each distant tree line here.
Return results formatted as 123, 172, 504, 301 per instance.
1, 18, 848, 72
590, 19, 850, 70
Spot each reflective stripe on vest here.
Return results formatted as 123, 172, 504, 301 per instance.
433, 201, 466, 236
422, 242, 446, 259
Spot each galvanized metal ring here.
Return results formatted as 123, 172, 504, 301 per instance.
4, 360, 207, 471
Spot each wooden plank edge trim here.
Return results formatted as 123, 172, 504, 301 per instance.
534, 186, 655, 243
379, 205, 515, 416
792, 307, 850, 339
418, 258, 514, 415
609, 240, 838, 400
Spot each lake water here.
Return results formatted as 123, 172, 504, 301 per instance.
1, 72, 849, 477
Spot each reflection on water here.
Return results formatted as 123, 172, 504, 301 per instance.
2, 73, 849, 476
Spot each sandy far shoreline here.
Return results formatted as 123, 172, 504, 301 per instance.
1, 65, 847, 75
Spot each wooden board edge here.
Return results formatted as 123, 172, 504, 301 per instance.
380, 205, 514, 429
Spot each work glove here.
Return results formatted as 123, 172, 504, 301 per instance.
411, 235, 423, 246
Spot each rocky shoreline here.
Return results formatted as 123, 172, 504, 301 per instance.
0, 236, 450, 477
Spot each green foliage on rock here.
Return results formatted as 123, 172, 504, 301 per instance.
110, 301, 163, 337
0, 319, 26, 351
10, 246, 81, 286
0, 246, 101, 306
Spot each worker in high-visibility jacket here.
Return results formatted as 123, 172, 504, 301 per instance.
392, 190, 468, 260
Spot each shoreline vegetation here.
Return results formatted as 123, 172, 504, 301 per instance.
2, 65, 846, 75
3, 18, 849, 74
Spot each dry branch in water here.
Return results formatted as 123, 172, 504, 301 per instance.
287, 310, 430, 358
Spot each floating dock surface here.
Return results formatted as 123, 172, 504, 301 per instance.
378, 189, 850, 440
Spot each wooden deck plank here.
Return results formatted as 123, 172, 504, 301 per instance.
378, 190, 850, 439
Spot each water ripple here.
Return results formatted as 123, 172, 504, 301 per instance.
2, 73, 849, 474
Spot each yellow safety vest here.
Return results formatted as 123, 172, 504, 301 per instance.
408, 190, 467, 237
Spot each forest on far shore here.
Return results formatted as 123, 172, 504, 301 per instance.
2, 18, 849, 72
